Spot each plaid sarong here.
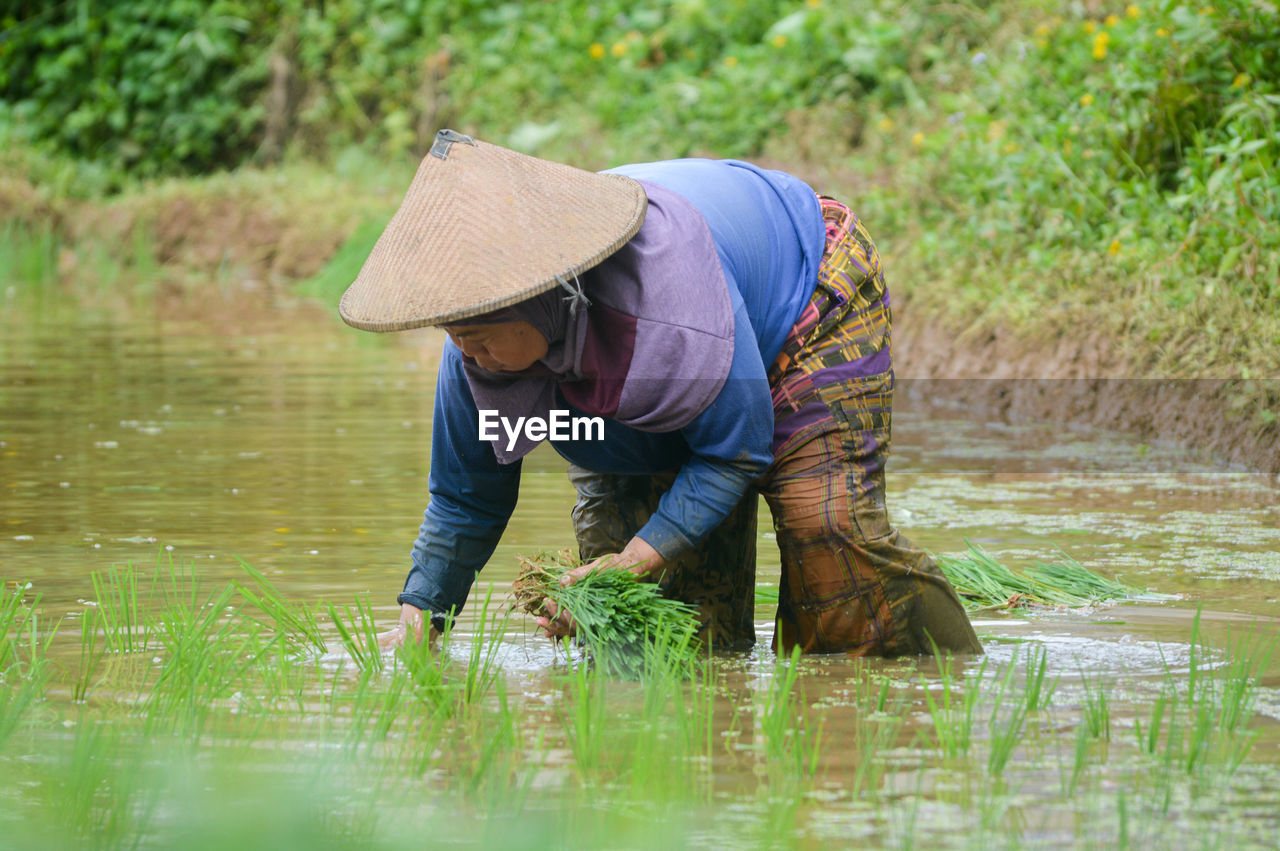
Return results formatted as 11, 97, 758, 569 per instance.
569, 197, 981, 656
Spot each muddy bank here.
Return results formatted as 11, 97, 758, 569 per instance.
6, 170, 1276, 477
894, 308, 1280, 476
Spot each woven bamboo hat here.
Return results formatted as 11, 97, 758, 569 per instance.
338, 130, 647, 332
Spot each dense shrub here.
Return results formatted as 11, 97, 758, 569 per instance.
1, 0, 1275, 296
0, 1, 282, 176
0, 1, 1002, 174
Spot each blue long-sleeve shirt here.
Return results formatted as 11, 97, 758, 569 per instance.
398, 159, 826, 620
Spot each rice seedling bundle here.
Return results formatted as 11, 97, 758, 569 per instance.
754, 543, 1170, 613
936, 542, 1171, 611
511, 549, 702, 679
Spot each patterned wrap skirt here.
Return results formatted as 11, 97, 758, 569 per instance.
568, 197, 981, 656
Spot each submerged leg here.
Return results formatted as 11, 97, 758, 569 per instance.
761, 195, 980, 656
761, 425, 981, 656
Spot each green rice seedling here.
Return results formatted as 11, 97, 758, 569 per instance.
1066, 722, 1091, 796
339, 668, 410, 756
0, 668, 45, 749
922, 643, 987, 759
0, 580, 33, 671
394, 629, 458, 717
1079, 668, 1110, 741
937, 544, 1045, 610
327, 593, 384, 673
454, 688, 526, 796
986, 655, 1031, 776
759, 646, 822, 779
0, 634, 51, 747
90, 563, 155, 654
73, 608, 106, 703
0, 591, 51, 747
836, 662, 904, 799
233, 557, 328, 654
936, 542, 1166, 611
754, 583, 780, 608
1022, 643, 1057, 712
560, 660, 610, 780
134, 563, 280, 737
1025, 553, 1172, 606
1134, 688, 1172, 756
463, 585, 509, 705
1160, 608, 1275, 779
511, 550, 702, 679
145, 619, 267, 739
37, 721, 156, 848
622, 645, 719, 806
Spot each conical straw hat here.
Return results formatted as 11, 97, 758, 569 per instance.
339, 130, 647, 332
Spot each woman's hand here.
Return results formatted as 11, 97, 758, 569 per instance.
377, 603, 440, 650
535, 537, 666, 639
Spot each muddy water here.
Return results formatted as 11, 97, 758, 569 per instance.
3, 304, 1279, 841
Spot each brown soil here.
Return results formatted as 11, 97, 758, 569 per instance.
74, 193, 346, 286
894, 306, 1280, 476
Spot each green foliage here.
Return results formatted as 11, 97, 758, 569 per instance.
871, 0, 1279, 307
0, 0, 1007, 176
0, 1, 281, 177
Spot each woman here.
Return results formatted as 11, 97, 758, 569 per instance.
341, 130, 981, 657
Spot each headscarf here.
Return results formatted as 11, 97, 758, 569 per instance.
460, 180, 734, 464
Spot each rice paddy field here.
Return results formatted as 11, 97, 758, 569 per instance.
2, 301, 1278, 849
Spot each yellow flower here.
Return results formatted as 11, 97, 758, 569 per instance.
1199, 6, 1214, 15
911, 131, 925, 148
877, 117, 894, 132
1080, 92, 1094, 106
1083, 20, 1097, 33
1126, 4, 1140, 17
806, 0, 821, 7
1108, 239, 1121, 256
1093, 41, 1108, 59
1232, 72, 1250, 88
1156, 27, 1169, 37
1035, 37, 1049, 50
610, 41, 628, 58
588, 43, 605, 60
771, 33, 788, 48
724, 55, 739, 68
1034, 23, 1052, 37
1104, 13, 1120, 26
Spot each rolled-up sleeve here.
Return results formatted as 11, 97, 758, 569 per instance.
398, 343, 520, 628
